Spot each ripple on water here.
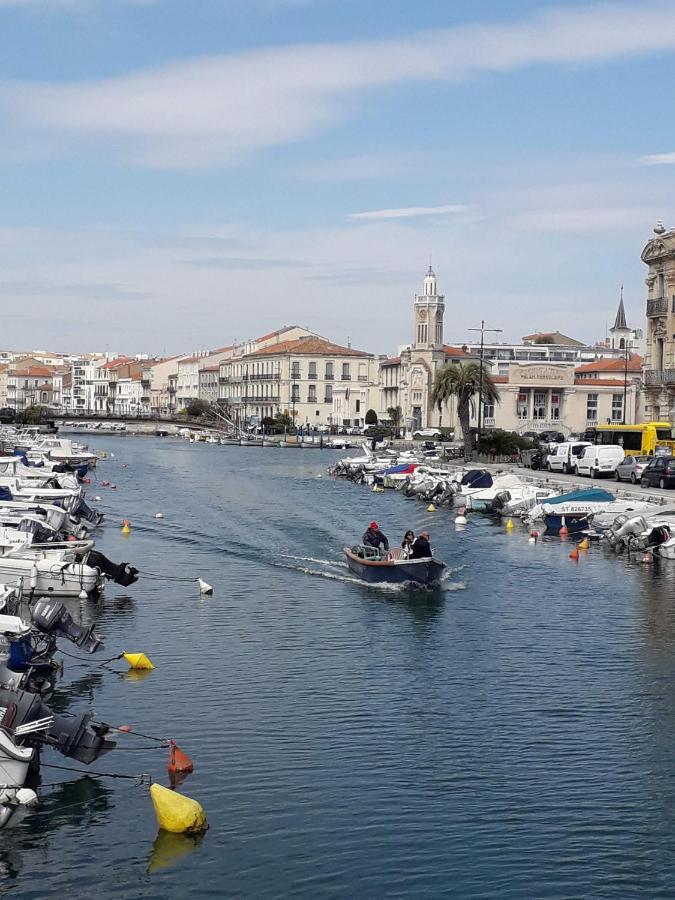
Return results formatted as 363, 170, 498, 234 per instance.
6, 438, 675, 898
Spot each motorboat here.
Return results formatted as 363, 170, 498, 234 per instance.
525, 488, 617, 532
343, 545, 446, 588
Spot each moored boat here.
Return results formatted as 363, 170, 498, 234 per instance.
343, 545, 446, 588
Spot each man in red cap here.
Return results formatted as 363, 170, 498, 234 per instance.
362, 520, 390, 554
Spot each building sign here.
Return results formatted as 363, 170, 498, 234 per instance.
508, 363, 575, 386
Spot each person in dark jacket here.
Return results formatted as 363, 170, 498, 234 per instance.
411, 530, 432, 559
362, 521, 389, 552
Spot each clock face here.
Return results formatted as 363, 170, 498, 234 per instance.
418, 309, 427, 320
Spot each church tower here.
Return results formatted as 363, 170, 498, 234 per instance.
414, 266, 445, 350
609, 286, 631, 350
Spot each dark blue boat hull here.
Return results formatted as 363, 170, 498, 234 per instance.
343, 548, 446, 587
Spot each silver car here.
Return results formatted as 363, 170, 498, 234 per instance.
615, 455, 652, 484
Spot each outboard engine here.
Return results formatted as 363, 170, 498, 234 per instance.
17, 517, 55, 544
31, 598, 102, 654
487, 490, 512, 514
611, 515, 649, 550
0, 687, 116, 764
86, 550, 139, 588
646, 525, 670, 550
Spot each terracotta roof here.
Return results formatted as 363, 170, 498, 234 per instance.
201, 365, 220, 372
381, 357, 401, 366
575, 354, 643, 374
574, 378, 628, 387
443, 345, 474, 358
210, 345, 233, 354
12, 365, 54, 377
178, 356, 204, 365
255, 326, 300, 343
245, 336, 372, 359
101, 356, 133, 370
522, 331, 585, 346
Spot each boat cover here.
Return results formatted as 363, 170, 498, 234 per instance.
0, 488, 12, 502
545, 488, 614, 506
382, 463, 418, 475
461, 470, 493, 488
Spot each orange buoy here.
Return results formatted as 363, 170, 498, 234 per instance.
117, 725, 133, 732
569, 546, 579, 561
168, 740, 194, 775
559, 516, 568, 537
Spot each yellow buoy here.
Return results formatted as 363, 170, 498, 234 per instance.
505, 518, 514, 530
121, 519, 131, 535
427, 503, 436, 513
123, 652, 155, 670
372, 484, 384, 493
150, 783, 208, 835
579, 537, 589, 550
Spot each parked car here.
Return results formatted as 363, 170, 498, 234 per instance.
546, 441, 592, 474
615, 455, 652, 484
538, 430, 566, 444
641, 456, 675, 489
575, 445, 625, 478
413, 428, 442, 440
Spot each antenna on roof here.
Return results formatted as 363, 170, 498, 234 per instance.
347, 335, 351, 349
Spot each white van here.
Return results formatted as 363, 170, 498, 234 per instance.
575, 445, 625, 478
546, 441, 592, 474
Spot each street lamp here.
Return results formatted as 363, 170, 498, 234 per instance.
468, 320, 502, 454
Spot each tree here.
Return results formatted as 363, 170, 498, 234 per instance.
21, 405, 45, 425
431, 362, 500, 452
387, 406, 403, 437
184, 399, 212, 418
365, 409, 378, 425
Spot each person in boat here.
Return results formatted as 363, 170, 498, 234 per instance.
411, 530, 432, 559
401, 530, 415, 558
363, 521, 389, 553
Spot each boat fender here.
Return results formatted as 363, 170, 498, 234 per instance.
15, 788, 38, 807
29, 566, 38, 591
455, 514, 467, 526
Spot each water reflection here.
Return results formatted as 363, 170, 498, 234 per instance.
147, 829, 206, 874
50, 671, 105, 713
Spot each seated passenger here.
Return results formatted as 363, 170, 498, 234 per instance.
401, 530, 415, 558
411, 530, 432, 559
363, 520, 389, 553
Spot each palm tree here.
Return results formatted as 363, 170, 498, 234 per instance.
431, 362, 499, 452
387, 405, 403, 437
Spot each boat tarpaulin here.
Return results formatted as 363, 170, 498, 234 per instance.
460, 469, 493, 489
545, 488, 614, 506
382, 463, 418, 475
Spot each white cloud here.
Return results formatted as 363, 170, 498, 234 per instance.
3, 1, 675, 167
641, 152, 675, 165
350, 205, 468, 221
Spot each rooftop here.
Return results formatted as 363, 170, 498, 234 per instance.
245, 336, 372, 359
575, 354, 643, 375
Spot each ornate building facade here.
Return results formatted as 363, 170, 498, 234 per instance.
642, 222, 675, 420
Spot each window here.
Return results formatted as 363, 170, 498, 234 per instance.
550, 392, 561, 420
308, 362, 317, 380
612, 394, 623, 422
291, 386, 300, 402
412, 391, 422, 403
291, 361, 301, 380
483, 402, 495, 421
355, 400, 361, 413
532, 392, 546, 420
435, 322, 442, 344
586, 393, 598, 422
324, 385, 333, 403
517, 391, 528, 419
341, 364, 351, 380
417, 323, 428, 344
308, 385, 317, 403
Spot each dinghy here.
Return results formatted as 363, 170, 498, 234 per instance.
343, 545, 446, 588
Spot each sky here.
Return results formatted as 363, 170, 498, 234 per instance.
1, 0, 675, 356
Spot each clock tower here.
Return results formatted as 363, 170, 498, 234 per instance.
414, 265, 445, 350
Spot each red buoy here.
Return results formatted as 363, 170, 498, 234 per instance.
168, 740, 194, 775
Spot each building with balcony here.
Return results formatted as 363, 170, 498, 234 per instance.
220, 335, 377, 427
642, 221, 675, 420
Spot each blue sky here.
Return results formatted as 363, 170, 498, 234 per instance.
1, 0, 675, 355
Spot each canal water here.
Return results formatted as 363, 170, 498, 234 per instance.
4, 437, 675, 897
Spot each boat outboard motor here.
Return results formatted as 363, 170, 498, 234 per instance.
86, 550, 139, 587
0, 686, 116, 764
646, 525, 670, 550
31, 598, 102, 654
611, 515, 649, 550
487, 490, 512, 514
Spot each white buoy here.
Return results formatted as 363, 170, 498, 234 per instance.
79, 589, 88, 600
198, 578, 213, 596
155, 513, 164, 519
455, 514, 468, 525
94, 496, 102, 502
110, 453, 115, 458
528, 536, 536, 544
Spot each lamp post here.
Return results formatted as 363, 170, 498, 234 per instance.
468, 320, 502, 454
622, 339, 632, 425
